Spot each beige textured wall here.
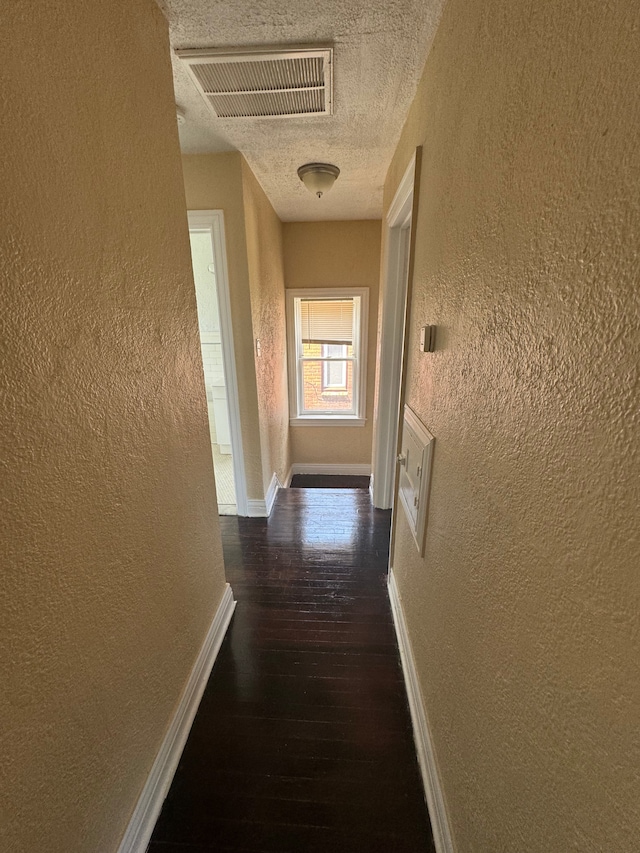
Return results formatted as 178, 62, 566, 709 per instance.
282, 221, 382, 466
386, 1, 640, 851
241, 160, 291, 491
182, 153, 265, 500
1, 2, 228, 851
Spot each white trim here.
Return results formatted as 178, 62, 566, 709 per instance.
372, 155, 416, 510
387, 569, 454, 853
387, 155, 417, 225
246, 473, 281, 517
283, 466, 294, 487
188, 210, 249, 516
288, 463, 371, 476
117, 584, 236, 853
286, 287, 369, 425
289, 416, 366, 428
265, 472, 280, 515
246, 499, 268, 517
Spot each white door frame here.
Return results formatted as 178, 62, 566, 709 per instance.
188, 209, 248, 516
372, 155, 416, 510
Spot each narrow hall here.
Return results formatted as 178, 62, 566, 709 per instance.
149, 484, 435, 852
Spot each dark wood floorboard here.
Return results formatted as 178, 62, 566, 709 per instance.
289, 474, 371, 489
149, 487, 435, 853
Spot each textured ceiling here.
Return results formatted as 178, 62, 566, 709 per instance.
165, 0, 445, 221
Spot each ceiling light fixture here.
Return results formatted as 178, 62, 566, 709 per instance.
297, 163, 340, 198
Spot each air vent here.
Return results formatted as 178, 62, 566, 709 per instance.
175, 46, 333, 119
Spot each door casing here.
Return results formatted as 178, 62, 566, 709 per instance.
371, 155, 416, 510
188, 209, 249, 516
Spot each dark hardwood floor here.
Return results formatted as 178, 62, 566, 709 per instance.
289, 474, 371, 489
148, 487, 435, 852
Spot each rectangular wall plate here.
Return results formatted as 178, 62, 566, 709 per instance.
420, 325, 436, 352
398, 405, 435, 554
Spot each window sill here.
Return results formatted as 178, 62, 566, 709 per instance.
289, 416, 366, 428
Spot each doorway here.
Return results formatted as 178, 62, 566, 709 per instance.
371, 154, 417, 510
188, 210, 248, 516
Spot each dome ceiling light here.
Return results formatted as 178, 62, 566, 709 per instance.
297, 163, 340, 198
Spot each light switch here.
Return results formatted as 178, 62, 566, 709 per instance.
255, 338, 261, 357
398, 405, 434, 554
420, 325, 436, 352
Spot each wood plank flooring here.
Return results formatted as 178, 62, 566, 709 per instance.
148, 487, 435, 853
289, 474, 371, 489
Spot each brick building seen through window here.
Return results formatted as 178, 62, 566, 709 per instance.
302, 342, 354, 412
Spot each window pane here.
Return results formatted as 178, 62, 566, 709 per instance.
303, 342, 353, 357
321, 344, 348, 389
323, 359, 346, 389
301, 360, 354, 412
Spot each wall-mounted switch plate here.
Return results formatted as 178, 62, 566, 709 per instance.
420, 325, 436, 352
255, 338, 261, 357
398, 405, 435, 555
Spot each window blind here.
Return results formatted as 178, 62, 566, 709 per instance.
300, 298, 354, 345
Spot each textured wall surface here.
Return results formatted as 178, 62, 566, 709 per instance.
386, 0, 640, 850
0, 1, 228, 851
283, 221, 382, 465
182, 153, 265, 500
241, 160, 291, 492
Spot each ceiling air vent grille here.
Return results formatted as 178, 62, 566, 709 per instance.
176, 47, 333, 119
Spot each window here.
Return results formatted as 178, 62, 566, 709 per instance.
286, 288, 368, 426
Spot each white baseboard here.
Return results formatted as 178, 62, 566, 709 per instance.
117, 584, 236, 853
265, 472, 280, 515
388, 569, 454, 853
246, 473, 281, 517
288, 463, 372, 477
246, 499, 267, 517
283, 466, 293, 488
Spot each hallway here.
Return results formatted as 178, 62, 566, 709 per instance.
148, 486, 435, 852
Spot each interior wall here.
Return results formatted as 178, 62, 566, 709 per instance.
282, 221, 382, 466
386, 1, 640, 851
182, 152, 265, 500
1, 2, 228, 851
241, 160, 291, 492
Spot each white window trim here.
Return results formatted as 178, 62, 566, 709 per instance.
286, 287, 369, 427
